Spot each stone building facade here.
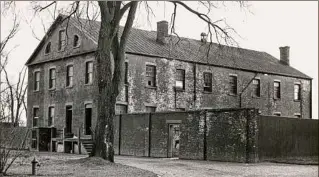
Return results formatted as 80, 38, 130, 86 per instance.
26, 14, 312, 142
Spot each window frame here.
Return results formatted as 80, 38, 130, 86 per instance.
45, 42, 51, 54
33, 107, 39, 127
273, 81, 281, 100
252, 78, 261, 97
294, 83, 301, 101
66, 64, 74, 87
145, 65, 156, 87
229, 75, 238, 95
48, 106, 55, 127
203, 72, 212, 92
73, 34, 80, 48
34, 71, 40, 91
175, 69, 185, 91
85, 61, 93, 85
49, 68, 56, 90
58, 29, 66, 51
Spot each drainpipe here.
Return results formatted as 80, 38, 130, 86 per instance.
193, 63, 197, 109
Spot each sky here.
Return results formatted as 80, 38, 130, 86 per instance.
1, 1, 318, 120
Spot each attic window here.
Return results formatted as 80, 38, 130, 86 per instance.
73, 35, 80, 47
45, 42, 51, 54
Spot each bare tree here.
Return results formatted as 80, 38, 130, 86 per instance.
32, 1, 245, 162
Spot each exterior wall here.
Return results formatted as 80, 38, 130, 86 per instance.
126, 53, 311, 118
27, 52, 98, 137
27, 52, 312, 133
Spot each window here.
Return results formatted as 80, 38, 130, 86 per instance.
274, 81, 281, 99
203, 72, 212, 92
48, 107, 55, 127
253, 79, 261, 97
125, 62, 128, 84
31, 130, 37, 149
273, 112, 281, 116
73, 35, 80, 47
58, 29, 66, 51
115, 104, 128, 115
146, 65, 156, 87
229, 75, 237, 95
294, 113, 301, 118
45, 42, 51, 54
146, 106, 156, 113
294, 84, 301, 101
33, 107, 39, 127
49, 68, 56, 89
34, 71, 40, 91
85, 61, 93, 84
175, 69, 185, 90
66, 65, 73, 87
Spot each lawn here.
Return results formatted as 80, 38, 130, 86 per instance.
3, 151, 157, 177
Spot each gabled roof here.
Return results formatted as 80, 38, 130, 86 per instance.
26, 14, 311, 80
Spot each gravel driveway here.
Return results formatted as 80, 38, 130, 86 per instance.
115, 156, 318, 177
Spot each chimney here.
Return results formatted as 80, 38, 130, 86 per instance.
200, 32, 207, 43
279, 46, 290, 65
157, 20, 168, 44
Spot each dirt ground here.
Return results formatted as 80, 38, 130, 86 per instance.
116, 155, 319, 177
3, 151, 157, 177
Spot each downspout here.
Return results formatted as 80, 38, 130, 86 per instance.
193, 63, 197, 109
239, 73, 258, 108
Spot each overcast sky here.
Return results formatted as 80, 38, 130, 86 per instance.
1, 1, 318, 119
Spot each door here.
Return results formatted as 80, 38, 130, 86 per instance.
168, 124, 180, 158
85, 105, 92, 135
66, 106, 72, 134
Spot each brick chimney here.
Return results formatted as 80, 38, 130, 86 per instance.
279, 46, 290, 65
157, 20, 168, 44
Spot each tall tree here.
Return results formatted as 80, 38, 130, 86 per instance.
32, 1, 245, 162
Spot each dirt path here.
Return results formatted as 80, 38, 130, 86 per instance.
115, 156, 318, 177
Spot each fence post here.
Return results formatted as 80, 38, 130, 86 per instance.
148, 112, 152, 157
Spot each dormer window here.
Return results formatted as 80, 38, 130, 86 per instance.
45, 42, 51, 54
73, 35, 80, 47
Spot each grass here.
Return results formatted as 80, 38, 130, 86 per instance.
3, 151, 157, 177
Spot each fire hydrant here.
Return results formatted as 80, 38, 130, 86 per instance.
31, 157, 40, 175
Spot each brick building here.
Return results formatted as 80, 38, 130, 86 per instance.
26, 15, 312, 149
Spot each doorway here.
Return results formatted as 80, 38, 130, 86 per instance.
66, 106, 72, 134
85, 104, 92, 135
168, 124, 180, 158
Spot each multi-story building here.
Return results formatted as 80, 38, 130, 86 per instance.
26, 14, 312, 149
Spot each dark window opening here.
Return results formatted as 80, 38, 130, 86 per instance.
85, 104, 92, 135
34, 71, 40, 91
125, 62, 128, 84
31, 130, 37, 149
294, 84, 301, 101
253, 79, 261, 97
274, 81, 281, 99
203, 72, 212, 92
49, 68, 56, 89
146, 65, 156, 87
85, 61, 93, 84
273, 112, 281, 116
66, 106, 72, 134
229, 75, 237, 95
124, 85, 128, 102
45, 42, 51, 54
175, 69, 185, 90
73, 35, 79, 47
66, 65, 73, 87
